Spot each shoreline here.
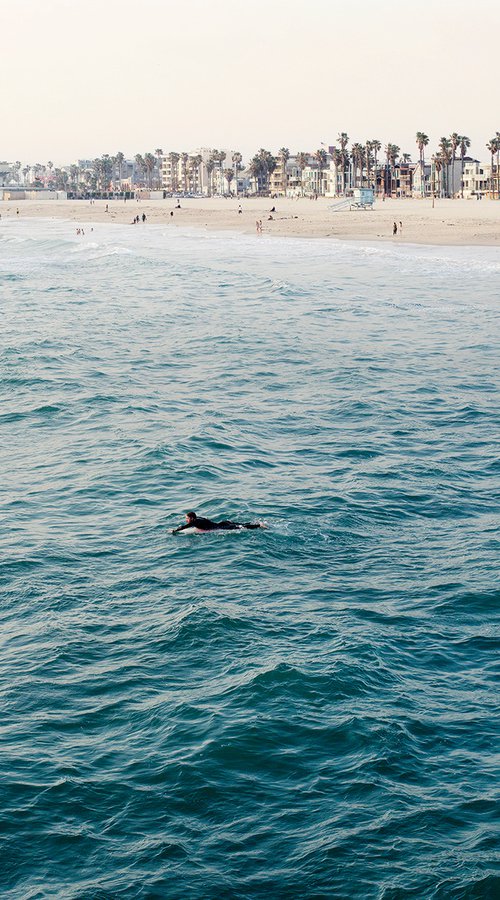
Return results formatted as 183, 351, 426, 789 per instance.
2, 197, 500, 247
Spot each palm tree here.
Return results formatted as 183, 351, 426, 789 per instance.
494, 133, 500, 200
69, 164, 79, 191
438, 137, 451, 197
248, 155, 263, 194
168, 152, 180, 192
370, 139, 381, 195
191, 154, 203, 194
297, 152, 309, 196
209, 150, 220, 194
232, 151, 242, 196
486, 138, 497, 198
351, 143, 364, 188
92, 157, 103, 191
338, 132, 349, 194
115, 151, 125, 190
144, 152, 157, 189
206, 157, 215, 196
297, 151, 309, 196
155, 148, 163, 189
458, 135, 470, 198
256, 149, 277, 194
432, 155, 442, 198
218, 151, 227, 193
385, 143, 400, 196
365, 140, 373, 190
314, 148, 328, 195
449, 133, 460, 197
181, 152, 189, 192
134, 154, 146, 188
278, 147, 290, 195
415, 132, 429, 197
331, 148, 342, 195
224, 168, 234, 194
210, 150, 226, 194
496, 133, 500, 200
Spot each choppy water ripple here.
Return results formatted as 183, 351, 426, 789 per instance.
1, 219, 499, 899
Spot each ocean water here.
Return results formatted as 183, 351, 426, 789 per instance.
1, 217, 499, 900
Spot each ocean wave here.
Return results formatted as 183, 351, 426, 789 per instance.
1, 218, 498, 898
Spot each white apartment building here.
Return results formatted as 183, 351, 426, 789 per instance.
461, 160, 491, 197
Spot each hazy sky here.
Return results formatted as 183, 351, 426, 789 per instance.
2, 0, 498, 164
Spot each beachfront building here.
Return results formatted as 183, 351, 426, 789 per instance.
461, 160, 491, 198
289, 155, 331, 197
429, 156, 476, 198
269, 156, 303, 196
412, 161, 432, 197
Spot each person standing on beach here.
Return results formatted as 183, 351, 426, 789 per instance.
238, 204, 242, 214
399, 221, 403, 234
392, 222, 398, 236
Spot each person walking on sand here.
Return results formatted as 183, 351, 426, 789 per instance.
392, 222, 398, 236
399, 221, 402, 234
238, 204, 242, 214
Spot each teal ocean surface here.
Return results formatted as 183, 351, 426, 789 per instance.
1, 219, 499, 899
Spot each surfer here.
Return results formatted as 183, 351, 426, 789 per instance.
171, 511, 265, 534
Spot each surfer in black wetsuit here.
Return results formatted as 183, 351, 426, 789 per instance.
171, 511, 264, 534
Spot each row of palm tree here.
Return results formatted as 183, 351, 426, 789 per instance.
302, 131, 475, 198
10, 130, 500, 197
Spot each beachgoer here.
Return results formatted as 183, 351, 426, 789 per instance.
392, 222, 398, 236
399, 221, 402, 233
238, 204, 242, 214
171, 512, 264, 534
105, 204, 109, 212
170, 210, 174, 217
142, 213, 146, 222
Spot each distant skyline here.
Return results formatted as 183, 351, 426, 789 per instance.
2, 0, 499, 164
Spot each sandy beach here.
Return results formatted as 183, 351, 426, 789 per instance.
2, 196, 500, 246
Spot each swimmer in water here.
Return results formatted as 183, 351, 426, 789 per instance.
171, 511, 265, 534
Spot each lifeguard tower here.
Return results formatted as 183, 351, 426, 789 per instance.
351, 188, 374, 208
329, 187, 374, 212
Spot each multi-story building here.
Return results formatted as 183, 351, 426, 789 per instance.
461, 160, 491, 197
269, 156, 303, 196
412, 161, 432, 197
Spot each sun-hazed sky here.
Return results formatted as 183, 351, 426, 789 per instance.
2, 0, 498, 165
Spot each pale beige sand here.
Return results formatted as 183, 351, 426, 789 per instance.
2, 197, 500, 246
